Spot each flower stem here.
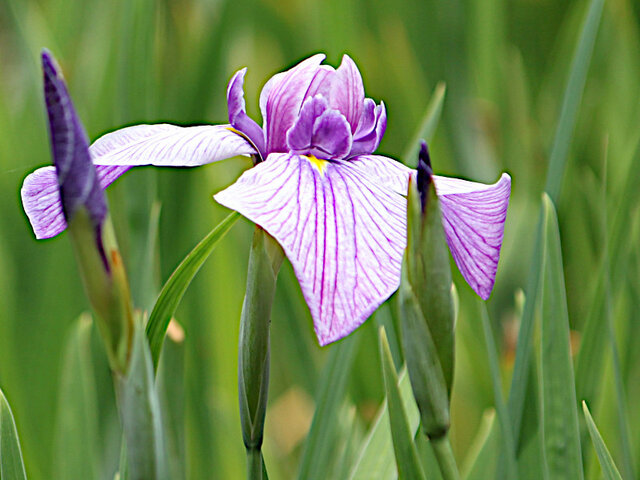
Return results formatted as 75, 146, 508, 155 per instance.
246, 448, 262, 480
430, 434, 460, 480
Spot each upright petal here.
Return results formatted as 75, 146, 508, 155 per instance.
227, 68, 266, 156
214, 153, 408, 345
434, 173, 511, 299
90, 124, 255, 166
21, 165, 131, 239
263, 54, 325, 154
330, 55, 365, 132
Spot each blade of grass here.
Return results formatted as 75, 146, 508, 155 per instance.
461, 410, 497, 480
582, 402, 623, 480
507, 0, 604, 448
0, 387, 27, 480
146, 211, 241, 370
297, 334, 359, 480
348, 369, 420, 480
379, 327, 426, 480
539, 194, 583, 480
402, 82, 447, 163
479, 303, 517, 479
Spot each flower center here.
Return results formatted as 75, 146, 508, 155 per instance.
304, 154, 329, 175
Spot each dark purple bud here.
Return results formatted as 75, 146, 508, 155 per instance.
42, 50, 108, 266
417, 141, 433, 212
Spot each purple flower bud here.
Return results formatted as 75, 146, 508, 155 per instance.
42, 50, 107, 235
416, 141, 433, 212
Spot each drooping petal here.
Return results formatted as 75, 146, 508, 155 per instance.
21, 165, 130, 239
330, 55, 365, 132
90, 123, 255, 166
345, 154, 412, 194
227, 68, 266, 156
41, 50, 106, 228
434, 173, 511, 299
263, 54, 325, 154
214, 153, 408, 345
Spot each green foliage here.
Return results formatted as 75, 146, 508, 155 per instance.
582, 402, 623, 480
0, 387, 27, 480
2, 0, 639, 477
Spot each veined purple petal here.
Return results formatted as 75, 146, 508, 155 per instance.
21, 165, 130, 239
346, 154, 412, 194
330, 55, 365, 133
434, 173, 511, 299
90, 123, 255, 167
41, 50, 106, 228
263, 54, 325, 154
227, 68, 266, 156
214, 153, 408, 345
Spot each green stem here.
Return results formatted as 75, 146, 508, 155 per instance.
246, 448, 262, 480
430, 434, 460, 480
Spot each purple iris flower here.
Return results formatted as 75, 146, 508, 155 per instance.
22, 54, 511, 345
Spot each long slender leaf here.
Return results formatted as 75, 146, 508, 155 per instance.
53, 313, 101, 479
297, 334, 359, 480
479, 304, 517, 479
146, 211, 241, 369
0, 387, 27, 480
461, 411, 497, 480
379, 327, 426, 480
539, 194, 583, 480
581, 402, 623, 480
507, 0, 604, 447
402, 82, 447, 163
348, 369, 420, 480
116, 321, 168, 480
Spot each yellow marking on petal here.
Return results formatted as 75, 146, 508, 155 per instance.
305, 155, 329, 175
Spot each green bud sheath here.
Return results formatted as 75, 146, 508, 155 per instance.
400, 176, 455, 438
238, 226, 284, 479
68, 208, 134, 374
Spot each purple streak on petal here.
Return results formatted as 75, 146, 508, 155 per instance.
434, 173, 511, 300
21, 164, 131, 239
303, 65, 334, 100
90, 123, 255, 166
329, 55, 365, 133
214, 153, 408, 345
41, 50, 107, 229
354, 98, 376, 138
264, 54, 325, 154
227, 68, 266, 156
345, 154, 412, 194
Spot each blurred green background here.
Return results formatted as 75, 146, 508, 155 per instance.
1, 0, 639, 478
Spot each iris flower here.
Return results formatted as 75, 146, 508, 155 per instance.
22, 54, 511, 345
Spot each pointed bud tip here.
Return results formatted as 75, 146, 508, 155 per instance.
416, 141, 433, 212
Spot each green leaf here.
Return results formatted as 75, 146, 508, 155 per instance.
581, 402, 623, 480
298, 334, 359, 480
507, 0, 604, 446
539, 194, 583, 480
348, 369, 420, 480
53, 313, 101, 479
146, 211, 240, 370
461, 410, 497, 480
116, 320, 168, 480
0, 387, 27, 480
478, 303, 517, 479
379, 327, 426, 480
402, 82, 447, 163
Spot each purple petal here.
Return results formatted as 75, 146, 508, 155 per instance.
263, 54, 325, 154
329, 55, 365, 133
345, 154, 412, 194
286, 96, 330, 153
349, 101, 386, 157
90, 123, 255, 166
227, 68, 266, 156
21, 165, 131, 239
41, 50, 106, 228
434, 173, 511, 299
214, 153, 408, 345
